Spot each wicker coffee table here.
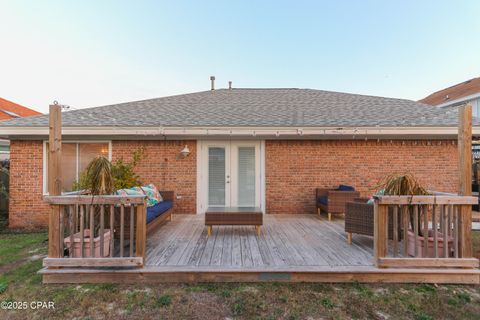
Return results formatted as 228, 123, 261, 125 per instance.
205, 207, 263, 237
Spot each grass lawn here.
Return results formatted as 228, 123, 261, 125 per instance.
0, 231, 479, 320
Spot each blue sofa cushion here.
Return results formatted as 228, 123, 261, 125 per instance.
146, 200, 173, 224
317, 196, 328, 205
337, 184, 355, 191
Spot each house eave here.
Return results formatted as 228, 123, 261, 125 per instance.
0, 126, 477, 140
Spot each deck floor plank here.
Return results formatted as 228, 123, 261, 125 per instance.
146, 214, 375, 268
166, 217, 204, 266
175, 218, 206, 266
298, 216, 373, 266
288, 219, 332, 266
271, 217, 308, 265
247, 227, 264, 267
221, 226, 233, 266
210, 225, 225, 266
147, 215, 193, 265
240, 226, 254, 267
232, 226, 243, 266
199, 225, 219, 265
261, 222, 291, 266
186, 222, 209, 266
256, 227, 275, 266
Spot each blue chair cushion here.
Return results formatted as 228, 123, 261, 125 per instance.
317, 196, 328, 205
146, 200, 173, 224
337, 184, 355, 191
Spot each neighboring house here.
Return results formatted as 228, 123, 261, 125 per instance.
420, 77, 480, 175
0, 86, 477, 229
419, 77, 480, 116
0, 97, 42, 160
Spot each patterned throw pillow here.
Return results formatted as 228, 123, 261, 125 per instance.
139, 184, 162, 207
116, 184, 163, 207
116, 187, 144, 197
116, 187, 144, 207
147, 183, 164, 202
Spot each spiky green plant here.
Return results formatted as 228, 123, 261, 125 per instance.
73, 148, 144, 191
377, 173, 429, 196
85, 156, 114, 195
377, 173, 430, 236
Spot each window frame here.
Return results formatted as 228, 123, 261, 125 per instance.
42, 140, 112, 195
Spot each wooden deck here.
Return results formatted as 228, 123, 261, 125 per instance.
41, 213, 480, 284
146, 214, 374, 268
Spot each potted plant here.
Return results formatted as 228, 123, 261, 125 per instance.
377, 173, 452, 258
65, 156, 114, 257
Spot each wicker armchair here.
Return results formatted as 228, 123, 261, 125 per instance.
345, 198, 401, 244
316, 188, 360, 221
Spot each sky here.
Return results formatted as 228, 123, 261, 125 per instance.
0, 0, 479, 114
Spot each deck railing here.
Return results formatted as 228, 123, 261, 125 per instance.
43, 195, 147, 268
374, 195, 479, 269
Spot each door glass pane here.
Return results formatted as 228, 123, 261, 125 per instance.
208, 147, 226, 206
238, 147, 255, 206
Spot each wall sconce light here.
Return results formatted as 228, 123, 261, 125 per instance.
179, 145, 190, 159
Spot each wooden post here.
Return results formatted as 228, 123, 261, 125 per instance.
48, 104, 62, 258
458, 104, 473, 257
374, 202, 388, 267
459, 205, 473, 257
135, 199, 147, 265
458, 104, 472, 196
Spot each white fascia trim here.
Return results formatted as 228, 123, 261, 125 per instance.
1, 126, 479, 137
436, 93, 480, 108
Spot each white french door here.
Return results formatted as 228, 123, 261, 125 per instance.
207, 143, 231, 207
197, 140, 263, 213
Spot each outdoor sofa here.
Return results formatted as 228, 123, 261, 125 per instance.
114, 190, 174, 239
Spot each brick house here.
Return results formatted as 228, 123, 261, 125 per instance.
0, 87, 477, 229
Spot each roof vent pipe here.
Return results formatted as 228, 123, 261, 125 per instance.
228, 81, 232, 90
210, 76, 215, 90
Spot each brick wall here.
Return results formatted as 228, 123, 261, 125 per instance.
8, 140, 197, 229
111, 140, 197, 215
9, 140, 49, 229
8, 138, 460, 228
265, 140, 459, 215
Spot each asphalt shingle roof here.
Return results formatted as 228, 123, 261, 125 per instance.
0, 88, 470, 128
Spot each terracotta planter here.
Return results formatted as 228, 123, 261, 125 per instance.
64, 229, 111, 257
407, 230, 453, 258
